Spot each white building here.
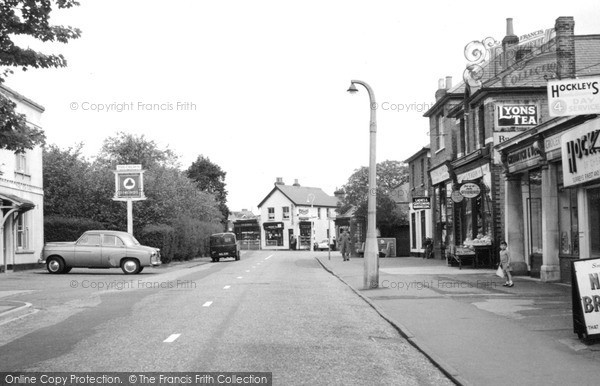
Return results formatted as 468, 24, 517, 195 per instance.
0, 85, 45, 272
258, 178, 338, 250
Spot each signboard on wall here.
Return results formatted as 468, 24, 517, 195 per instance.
459, 183, 481, 198
496, 104, 538, 126
412, 197, 431, 210
548, 77, 600, 117
571, 257, 600, 341
560, 117, 600, 187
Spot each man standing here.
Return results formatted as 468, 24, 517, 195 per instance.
339, 229, 351, 261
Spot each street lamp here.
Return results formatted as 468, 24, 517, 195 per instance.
347, 80, 378, 289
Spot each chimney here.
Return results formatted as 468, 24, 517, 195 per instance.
435, 78, 447, 100
445, 76, 452, 90
293, 179, 300, 187
555, 16, 575, 80
502, 18, 519, 69
275, 177, 284, 185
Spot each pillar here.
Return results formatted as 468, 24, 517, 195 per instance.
505, 175, 528, 274
541, 164, 560, 281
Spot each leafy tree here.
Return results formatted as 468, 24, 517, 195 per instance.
187, 155, 230, 224
0, 0, 81, 152
338, 160, 410, 232
96, 132, 179, 170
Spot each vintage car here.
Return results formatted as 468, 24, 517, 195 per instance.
40, 230, 161, 274
209, 232, 240, 262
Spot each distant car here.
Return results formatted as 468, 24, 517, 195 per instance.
314, 239, 333, 251
40, 230, 161, 274
210, 232, 240, 262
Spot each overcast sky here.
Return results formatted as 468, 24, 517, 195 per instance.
6, 0, 600, 212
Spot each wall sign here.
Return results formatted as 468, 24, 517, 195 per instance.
496, 104, 538, 126
412, 197, 431, 210
459, 183, 481, 198
572, 257, 600, 341
430, 164, 450, 185
548, 77, 600, 117
560, 118, 600, 187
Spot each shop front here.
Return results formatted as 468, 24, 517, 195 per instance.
429, 163, 452, 260
263, 222, 284, 248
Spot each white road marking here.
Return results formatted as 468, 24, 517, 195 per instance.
237, 276, 243, 279
265, 255, 273, 260
223, 285, 231, 290
163, 334, 181, 343
202, 301, 213, 307
245, 270, 250, 273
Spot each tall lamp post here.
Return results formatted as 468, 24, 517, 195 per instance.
347, 80, 378, 289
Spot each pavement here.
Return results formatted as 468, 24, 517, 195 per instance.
316, 254, 600, 386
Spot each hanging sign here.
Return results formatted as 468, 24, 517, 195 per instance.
571, 257, 600, 341
459, 183, 481, 199
451, 190, 464, 203
412, 197, 431, 210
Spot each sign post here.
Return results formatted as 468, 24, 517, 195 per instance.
113, 164, 146, 234
572, 257, 600, 342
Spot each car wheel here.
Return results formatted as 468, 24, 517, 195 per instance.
63, 267, 72, 274
138, 267, 144, 273
121, 258, 141, 274
235, 252, 240, 261
47, 256, 65, 274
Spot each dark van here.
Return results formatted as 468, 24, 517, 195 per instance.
209, 232, 240, 262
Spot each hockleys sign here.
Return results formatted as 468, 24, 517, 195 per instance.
548, 77, 600, 117
561, 118, 600, 187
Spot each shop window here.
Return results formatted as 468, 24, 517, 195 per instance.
268, 207, 275, 220
266, 229, 283, 246
420, 211, 426, 248
282, 206, 290, 220
589, 187, 600, 257
558, 186, 579, 256
16, 214, 29, 250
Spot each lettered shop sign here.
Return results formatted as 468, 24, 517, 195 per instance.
561, 117, 600, 187
572, 257, 600, 339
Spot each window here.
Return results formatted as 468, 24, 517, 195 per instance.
436, 115, 445, 151
411, 213, 416, 249
528, 170, 543, 254
282, 206, 290, 220
318, 208, 321, 219
558, 185, 578, 256
16, 214, 28, 249
78, 234, 101, 245
420, 158, 425, 185
15, 153, 27, 174
268, 207, 275, 220
103, 235, 124, 247
459, 118, 466, 155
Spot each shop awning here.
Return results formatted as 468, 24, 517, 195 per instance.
0, 193, 35, 212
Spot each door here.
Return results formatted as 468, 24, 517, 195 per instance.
101, 234, 126, 267
73, 233, 103, 267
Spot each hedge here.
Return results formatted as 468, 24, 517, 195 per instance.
44, 216, 106, 242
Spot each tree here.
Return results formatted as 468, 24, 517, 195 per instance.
0, 0, 81, 152
187, 155, 230, 224
96, 132, 179, 170
338, 160, 409, 232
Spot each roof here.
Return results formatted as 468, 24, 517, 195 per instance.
0, 192, 35, 212
575, 35, 600, 77
258, 184, 339, 208
0, 84, 45, 112
404, 145, 430, 163
228, 209, 258, 222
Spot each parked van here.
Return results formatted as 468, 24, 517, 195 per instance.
209, 232, 240, 262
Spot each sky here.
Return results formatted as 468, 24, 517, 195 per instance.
6, 0, 600, 213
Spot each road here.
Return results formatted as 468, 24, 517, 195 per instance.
0, 251, 453, 385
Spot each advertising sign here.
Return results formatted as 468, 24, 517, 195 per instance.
451, 190, 464, 203
560, 118, 600, 187
572, 257, 600, 340
114, 164, 145, 200
548, 77, 600, 117
459, 183, 481, 199
496, 105, 538, 127
412, 197, 431, 210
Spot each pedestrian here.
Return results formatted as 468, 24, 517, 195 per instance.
499, 241, 514, 287
339, 229, 351, 261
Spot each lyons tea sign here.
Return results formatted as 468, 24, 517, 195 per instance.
496, 104, 538, 127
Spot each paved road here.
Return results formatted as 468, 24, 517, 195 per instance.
0, 251, 453, 385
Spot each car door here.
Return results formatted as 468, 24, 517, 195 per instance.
73, 233, 103, 267
101, 234, 126, 267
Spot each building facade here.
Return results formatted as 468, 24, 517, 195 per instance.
405, 146, 433, 257
496, 17, 600, 282
257, 178, 338, 250
0, 85, 45, 272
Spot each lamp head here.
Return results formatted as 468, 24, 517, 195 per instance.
347, 83, 358, 94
